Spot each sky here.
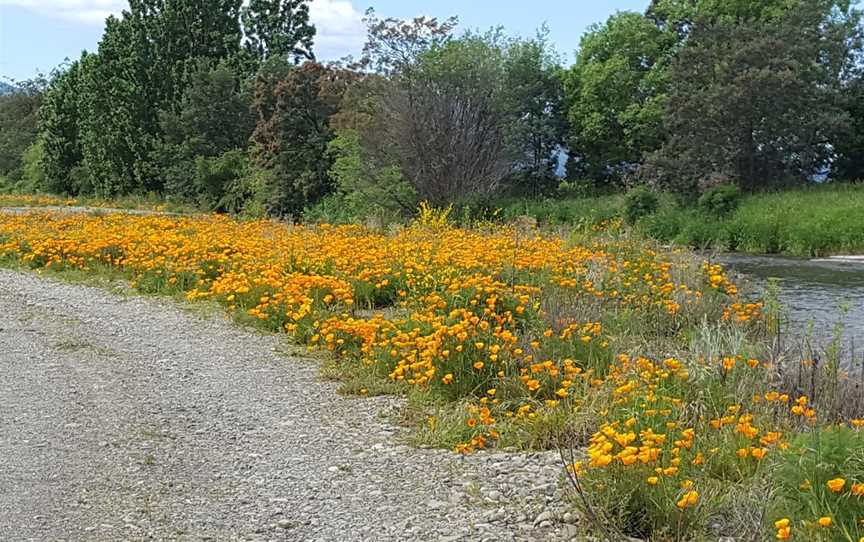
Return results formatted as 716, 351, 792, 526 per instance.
0, 0, 649, 82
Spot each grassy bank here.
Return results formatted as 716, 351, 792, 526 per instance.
643, 184, 864, 257
496, 184, 864, 257
1, 208, 863, 541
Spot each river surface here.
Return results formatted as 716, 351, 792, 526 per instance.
716, 254, 864, 350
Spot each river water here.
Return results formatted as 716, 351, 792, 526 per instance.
716, 254, 864, 350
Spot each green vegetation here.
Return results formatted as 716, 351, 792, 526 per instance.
482, 184, 864, 257
1, 0, 862, 221
643, 184, 864, 256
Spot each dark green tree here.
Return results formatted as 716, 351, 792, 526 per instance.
640, 2, 861, 195
241, 0, 316, 63
835, 76, 864, 180
157, 59, 255, 206
40, 57, 91, 194
500, 31, 568, 194
69, 0, 249, 195
0, 74, 49, 185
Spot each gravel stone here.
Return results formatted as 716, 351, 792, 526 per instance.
0, 270, 579, 541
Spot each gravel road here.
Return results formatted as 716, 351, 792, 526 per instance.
0, 270, 578, 542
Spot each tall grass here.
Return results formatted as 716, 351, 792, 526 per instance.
642, 183, 864, 257
487, 183, 864, 256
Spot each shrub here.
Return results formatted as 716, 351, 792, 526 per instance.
624, 186, 660, 224
698, 184, 741, 217
556, 179, 594, 199
325, 130, 416, 221
640, 206, 689, 243
193, 149, 249, 213
18, 140, 47, 193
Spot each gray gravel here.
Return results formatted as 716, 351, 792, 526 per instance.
0, 206, 187, 216
0, 270, 580, 541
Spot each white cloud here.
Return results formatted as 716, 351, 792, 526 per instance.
309, 0, 366, 60
1, 0, 367, 59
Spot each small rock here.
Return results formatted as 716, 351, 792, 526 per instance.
532, 483, 555, 496
483, 508, 506, 523
560, 524, 580, 538
277, 519, 292, 529
484, 490, 502, 501
426, 499, 449, 511
534, 510, 554, 525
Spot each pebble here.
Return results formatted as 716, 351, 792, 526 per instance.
534, 510, 555, 525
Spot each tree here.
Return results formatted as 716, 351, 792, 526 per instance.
156, 59, 255, 206
640, 2, 861, 195
647, 0, 800, 31
250, 60, 356, 216
564, 12, 677, 182
500, 31, 568, 194
77, 12, 158, 195
0, 74, 48, 185
835, 76, 864, 180
358, 9, 458, 74
161, 60, 253, 157
400, 32, 514, 203
325, 129, 417, 218
40, 57, 89, 194
38, 0, 307, 198
241, 0, 316, 63
346, 16, 519, 205
69, 1, 248, 196
342, 15, 570, 204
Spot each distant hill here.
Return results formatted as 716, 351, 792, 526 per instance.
0, 81, 18, 95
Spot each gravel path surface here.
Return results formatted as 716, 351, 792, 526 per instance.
0, 270, 579, 542
0, 206, 186, 216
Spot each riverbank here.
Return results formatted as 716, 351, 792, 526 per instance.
644, 184, 864, 257
495, 183, 864, 257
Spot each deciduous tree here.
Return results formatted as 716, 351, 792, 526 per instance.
564, 12, 676, 182
250, 60, 356, 216
241, 0, 316, 63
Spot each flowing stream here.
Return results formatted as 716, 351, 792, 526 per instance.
716, 254, 864, 353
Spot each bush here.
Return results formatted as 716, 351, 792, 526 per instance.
193, 149, 249, 212
624, 186, 660, 224
325, 130, 416, 221
303, 193, 362, 224
18, 140, 47, 193
698, 184, 741, 216
640, 206, 689, 242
